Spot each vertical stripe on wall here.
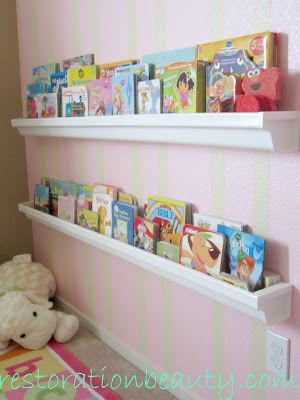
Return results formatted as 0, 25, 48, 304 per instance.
162, 280, 173, 373
102, 253, 113, 332
71, 0, 81, 55
210, 0, 225, 385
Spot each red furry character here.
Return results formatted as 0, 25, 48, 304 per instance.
235, 67, 283, 112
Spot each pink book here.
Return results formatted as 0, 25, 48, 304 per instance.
89, 78, 113, 116
58, 195, 76, 223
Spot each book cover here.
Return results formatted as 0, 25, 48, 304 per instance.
26, 82, 44, 118
157, 241, 180, 262
219, 272, 250, 290
50, 71, 68, 92
137, 79, 161, 114
157, 61, 205, 113
112, 202, 138, 245
92, 184, 118, 236
142, 47, 196, 69
67, 65, 99, 88
36, 93, 58, 118
118, 191, 138, 206
115, 63, 155, 82
193, 213, 246, 232
60, 181, 78, 198
134, 217, 159, 253
112, 74, 136, 115
32, 63, 60, 92
217, 225, 265, 291
180, 224, 225, 277
58, 195, 76, 223
34, 184, 50, 213
77, 209, 99, 232
147, 196, 188, 246
62, 86, 88, 117
89, 78, 113, 116
62, 53, 95, 70
99, 59, 139, 79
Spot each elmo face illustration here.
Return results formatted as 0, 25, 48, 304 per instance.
242, 67, 283, 101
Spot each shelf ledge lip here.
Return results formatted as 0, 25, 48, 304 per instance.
11, 112, 300, 152
18, 201, 293, 325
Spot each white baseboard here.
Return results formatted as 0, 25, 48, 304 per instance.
56, 296, 205, 400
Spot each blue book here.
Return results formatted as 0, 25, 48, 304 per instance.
141, 47, 196, 68
217, 225, 265, 291
51, 71, 68, 93
112, 74, 136, 115
112, 201, 138, 245
34, 184, 50, 213
115, 63, 155, 81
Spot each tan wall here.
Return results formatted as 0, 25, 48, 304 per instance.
0, 1, 32, 263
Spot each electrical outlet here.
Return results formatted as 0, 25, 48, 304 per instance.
267, 331, 290, 379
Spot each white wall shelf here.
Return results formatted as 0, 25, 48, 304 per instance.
19, 201, 292, 325
12, 111, 300, 152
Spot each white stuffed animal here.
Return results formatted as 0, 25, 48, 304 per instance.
0, 254, 79, 350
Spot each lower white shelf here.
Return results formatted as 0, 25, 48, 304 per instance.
19, 201, 292, 325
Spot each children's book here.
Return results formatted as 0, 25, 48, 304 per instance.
193, 213, 246, 232
115, 63, 155, 82
112, 74, 136, 115
99, 59, 139, 79
50, 71, 68, 93
112, 201, 138, 245
180, 224, 225, 277
26, 83, 44, 118
62, 86, 88, 117
157, 241, 180, 263
77, 209, 99, 232
92, 184, 118, 236
34, 184, 50, 213
36, 93, 59, 118
217, 225, 265, 291
67, 65, 99, 89
263, 270, 281, 288
58, 195, 76, 223
60, 181, 78, 198
32, 63, 60, 92
134, 217, 159, 253
137, 79, 161, 114
219, 272, 250, 290
157, 61, 205, 113
142, 47, 196, 69
118, 191, 138, 206
89, 78, 113, 116
147, 196, 190, 246
62, 53, 95, 70
49, 179, 63, 216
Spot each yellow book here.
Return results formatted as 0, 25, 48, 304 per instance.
67, 65, 99, 88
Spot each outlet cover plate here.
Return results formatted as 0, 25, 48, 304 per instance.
267, 331, 290, 379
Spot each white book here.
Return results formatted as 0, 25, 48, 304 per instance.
193, 213, 246, 232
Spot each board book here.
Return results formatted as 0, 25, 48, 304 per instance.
62, 53, 95, 70
62, 86, 88, 117
77, 209, 99, 232
217, 225, 265, 291
142, 47, 196, 69
50, 71, 68, 92
193, 213, 246, 232
26, 82, 44, 118
180, 224, 225, 276
89, 78, 113, 116
118, 191, 138, 206
34, 184, 49, 213
219, 272, 250, 290
157, 241, 180, 263
36, 93, 59, 118
67, 65, 99, 89
58, 195, 76, 223
112, 201, 138, 245
156, 61, 205, 113
112, 74, 136, 115
134, 217, 159, 253
92, 184, 118, 236
32, 63, 60, 92
115, 63, 155, 81
99, 59, 139, 78
147, 196, 190, 246
137, 79, 161, 114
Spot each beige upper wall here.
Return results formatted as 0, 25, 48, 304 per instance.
0, 1, 32, 262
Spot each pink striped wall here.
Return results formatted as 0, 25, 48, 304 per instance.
16, 1, 300, 399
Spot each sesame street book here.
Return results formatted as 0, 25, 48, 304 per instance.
112, 201, 138, 245
147, 196, 190, 246
134, 217, 159, 253
92, 184, 118, 237
137, 79, 161, 114
89, 78, 113, 116
180, 224, 225, 277
34, 184, 49, 213
217, 225, 265, 291
112, 74, 136, 115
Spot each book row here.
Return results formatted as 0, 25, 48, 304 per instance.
26, 31, 283, 118
34, 178, 281, 292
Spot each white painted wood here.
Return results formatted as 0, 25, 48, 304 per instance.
11, 111, 300, 152
20, 202, 292, 324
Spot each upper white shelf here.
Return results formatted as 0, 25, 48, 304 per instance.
19, 201, 292, 325
12, 111, 300, 152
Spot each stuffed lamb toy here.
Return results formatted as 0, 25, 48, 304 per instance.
0, 254, 79, 350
